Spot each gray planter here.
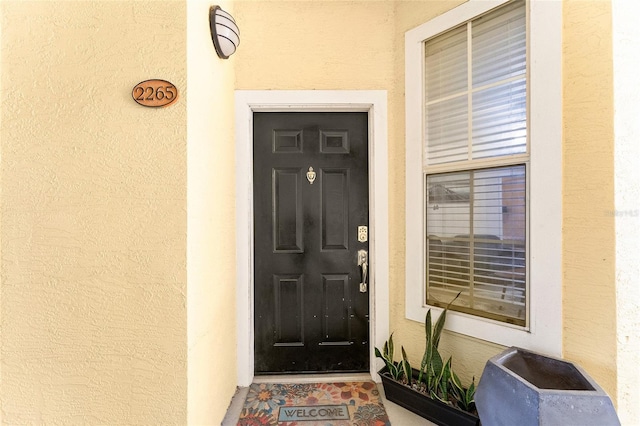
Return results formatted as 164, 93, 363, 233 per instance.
475, 347, 620, 426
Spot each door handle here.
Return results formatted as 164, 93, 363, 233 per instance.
358, 249, 368, 293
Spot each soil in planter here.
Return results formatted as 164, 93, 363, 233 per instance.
407, 381, 478, 417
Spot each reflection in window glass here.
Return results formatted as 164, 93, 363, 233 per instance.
426, 165, 526, 326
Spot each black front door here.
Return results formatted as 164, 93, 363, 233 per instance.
253, 112, 370, 374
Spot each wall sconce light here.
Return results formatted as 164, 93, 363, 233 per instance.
209, 5, 240, 59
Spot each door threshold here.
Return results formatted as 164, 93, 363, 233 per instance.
253, 372, 372, 384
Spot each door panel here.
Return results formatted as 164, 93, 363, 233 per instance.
273, 168, 304, 252
322, 169, 349, 250
253, 112, 369, 374
320, 273, 351, 344
273, 274, 304, 346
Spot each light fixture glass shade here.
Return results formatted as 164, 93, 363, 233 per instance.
210, 6, 240, 59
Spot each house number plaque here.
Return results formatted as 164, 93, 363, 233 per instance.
132, 79, 178, 108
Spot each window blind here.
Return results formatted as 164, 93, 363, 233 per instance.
423, 0, 528, 326
426, 165, 526, 325
424, 0, 527, 167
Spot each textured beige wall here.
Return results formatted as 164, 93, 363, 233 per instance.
1, 1, 187, 423
187, 1, 237, 424
235, 0, 395, 90
562, 0, 617, 402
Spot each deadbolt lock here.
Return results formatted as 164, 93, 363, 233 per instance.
358, 226, 368, 243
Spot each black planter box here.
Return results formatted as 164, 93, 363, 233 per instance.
378, 368, 480, 426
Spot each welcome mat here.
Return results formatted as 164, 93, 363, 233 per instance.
237, 381, 391, 426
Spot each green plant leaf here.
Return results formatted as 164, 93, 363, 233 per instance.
433, 292, 461, 348
440, 358, 453, 401
421, 309, 433, 386
431, 349, 443, 379
432, 310, 446, 349
425, 309, 433, 352
391, 361, 404, 381
386, 361, 395, 376
450, 370, 463, 392
466, 377, 476, 404
448, 372, 476, 412
381, 359, 393, 375
374, 347, 383, 360
401, 346, 412, 386
430, 349, 444, 395
418, 293, 463, 398
431, 390, 448, 404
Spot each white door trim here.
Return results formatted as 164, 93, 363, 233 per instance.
235, 90, 389, 386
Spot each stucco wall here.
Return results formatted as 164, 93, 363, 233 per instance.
562, 0, 617, 402
235, 1, 395, 90
187, 1, 238, 424
1, 1, 187, 423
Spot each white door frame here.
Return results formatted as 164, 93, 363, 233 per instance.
235, 90, 389, 386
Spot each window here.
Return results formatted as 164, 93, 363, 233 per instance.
427, 165, 526, 326
424, 0, 527, 326
424, 1, 526, 167
405, 0, 562, 353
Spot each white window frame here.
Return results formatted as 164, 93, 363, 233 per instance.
405, 0, 561, 355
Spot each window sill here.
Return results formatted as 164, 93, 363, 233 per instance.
406, 301, 559, 355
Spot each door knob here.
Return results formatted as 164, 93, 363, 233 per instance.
358, 249, 368, 293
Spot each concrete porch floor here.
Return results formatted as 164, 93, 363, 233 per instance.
221, 374, 434, 425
